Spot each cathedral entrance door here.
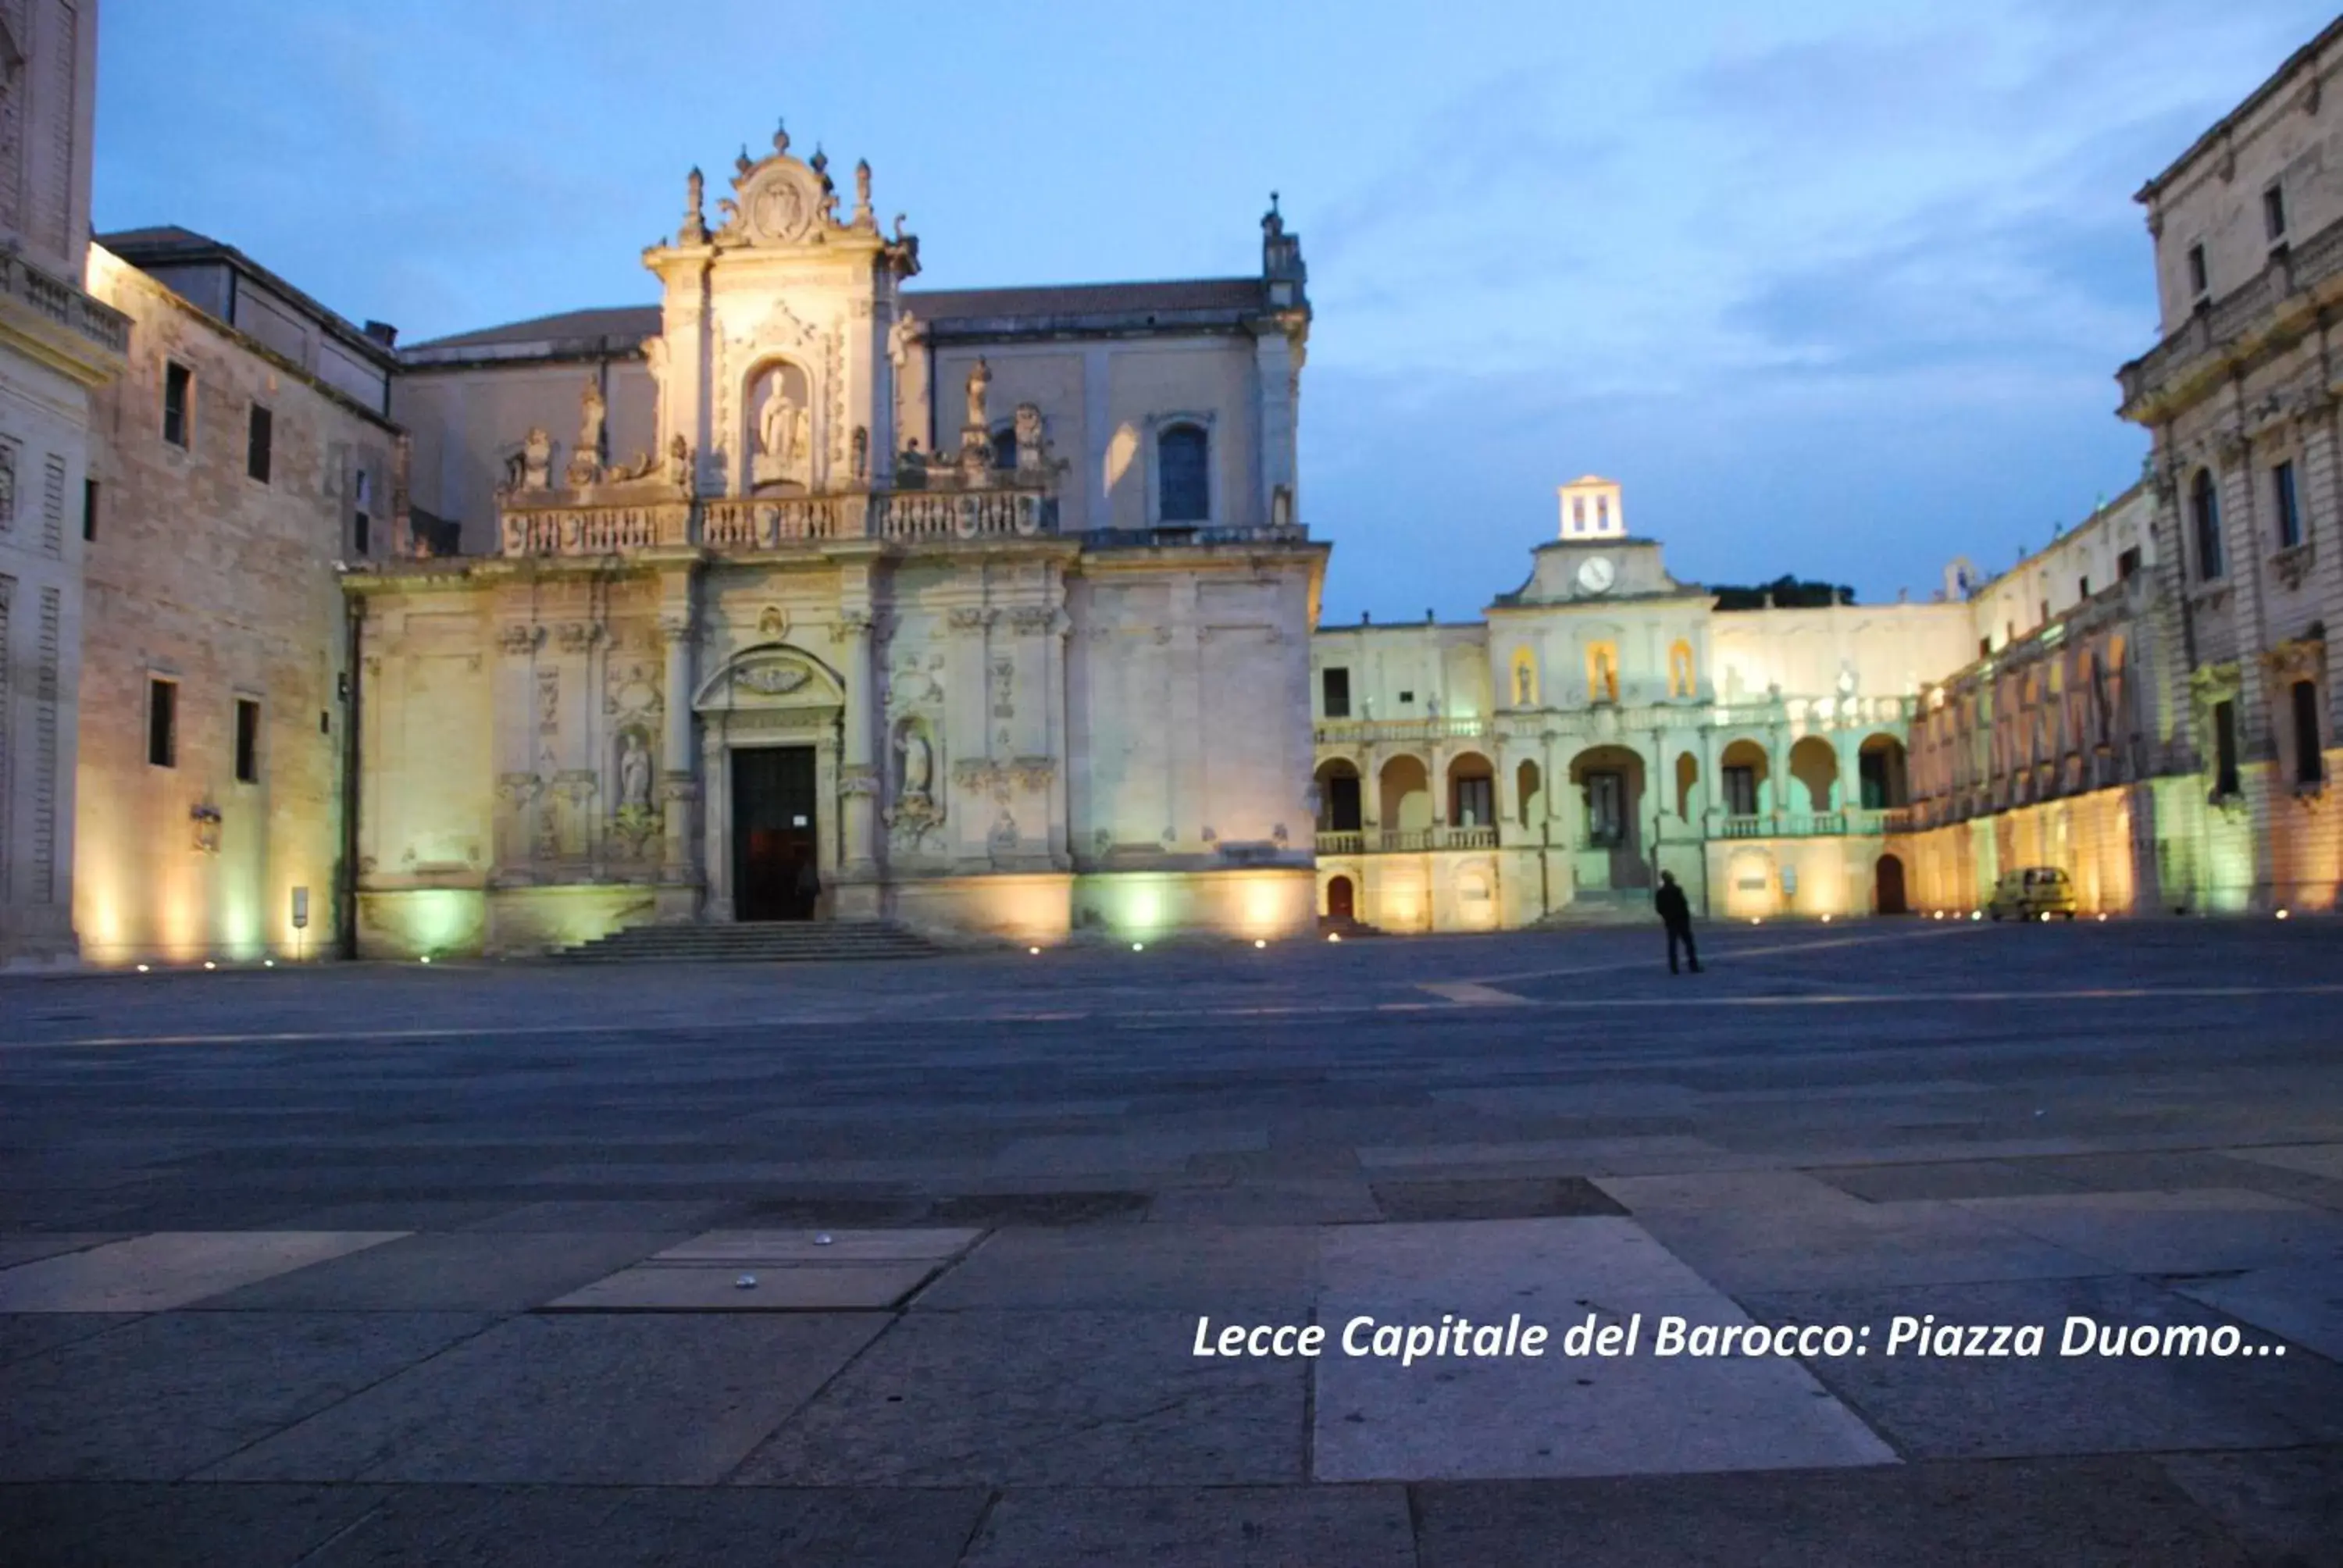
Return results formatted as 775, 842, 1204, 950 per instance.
731, 746, 819, 921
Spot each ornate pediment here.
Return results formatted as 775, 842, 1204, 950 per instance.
733, 660, 814, 697
694, 644, 842, 711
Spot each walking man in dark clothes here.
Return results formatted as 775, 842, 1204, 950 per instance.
1655, 869, 1700, 974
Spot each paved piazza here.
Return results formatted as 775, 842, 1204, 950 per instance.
2, 921, 2341, 1565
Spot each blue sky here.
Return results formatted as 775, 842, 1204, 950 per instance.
93, 1, 2333, 620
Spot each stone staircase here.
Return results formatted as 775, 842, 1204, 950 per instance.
1532, 889, 1658, 928
555, 921, 946, 964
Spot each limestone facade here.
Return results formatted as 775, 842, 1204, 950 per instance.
2113, 16, 2343, 912
74, 240, 398, 964
0, 0, 123, 966
1309, 479, 1976, 930
347, 127, 1323, 955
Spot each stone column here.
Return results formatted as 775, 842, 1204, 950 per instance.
836, 606, 879, 886
656, 600, 700, 915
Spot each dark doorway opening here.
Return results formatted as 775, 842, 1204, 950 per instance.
1324, 772, 1362, 832
733, 746, 819, 921
1875, 853, 1909, 915
1327, 875, 1356, 921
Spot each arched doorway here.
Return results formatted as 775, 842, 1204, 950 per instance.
1859, 735, 1910, 810
694, 643, 846, 924
1788, 735, 1840, 816
1326, 875, 1356, 921
1875, 853, 1909, 915
1314, 758, 1363, 834
1567, 744, 1649, 889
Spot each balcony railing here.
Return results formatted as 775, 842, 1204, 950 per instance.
1314, 717, 1489, 744
497, 483, 1057, 558
0, 248, 130, 358
2120, 212, 2343, 412
1317, 830, 1364, 855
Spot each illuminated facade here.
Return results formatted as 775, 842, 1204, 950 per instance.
73, 236, 398, 964
342, 125, 1323, 956
0, 0, 123, 967
1309, 478, 1977, 929
2110, 17, 2343, 914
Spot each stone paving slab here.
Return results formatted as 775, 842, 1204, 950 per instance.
187, 1231, 684, 1312
733, 1309, 1306, 1487
547, 1260, 941, 1310
0, 1310, 139, 1367
1410, 1456, 2253, 1566
303, 1484, 990, 1568
1952, 1188, 2343, 1274
914, 1225, 1318, 1313
0, 1231, 408, 1313
457, 1199, 745, 1233
0, 1482, 394, 1568
654, 1227, 983, 1263
204, 1313, 884, 1484
0, 1311, 491, 1481
1313, 1218, 1894, 1481
959, 1484, 1418, 1567
1740, 1275, 2343, 1460
1144, 1179, 1383, 1226
1802, 1160, 2088, 1203
1597, 1174, 2107, 1291
2224, 1142, 2343, 1181
0, 1232, 130, 1270
2156, 1445, 2343, 1566
1371, 1176, 1628, 1222
2171, 1258, 2343, 1363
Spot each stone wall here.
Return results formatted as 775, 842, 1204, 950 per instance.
77, 248, 392, 964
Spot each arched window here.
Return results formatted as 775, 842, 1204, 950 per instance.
990, 425, 1018, 471
2191, 469, 2224, 580
1157, 423, 1209, 522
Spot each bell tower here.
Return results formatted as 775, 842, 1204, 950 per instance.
1557, 474, 1625, 540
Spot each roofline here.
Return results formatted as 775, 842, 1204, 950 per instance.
91, 244, 401, 435
1966, 479, 2152, 596
97, 227, 401, 372
2134, 16, 2343, 204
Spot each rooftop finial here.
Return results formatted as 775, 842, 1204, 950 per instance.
772, 119, 790, 156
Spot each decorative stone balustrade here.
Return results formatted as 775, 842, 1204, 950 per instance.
0, 247, 130, 357
497, 483, 1057, 558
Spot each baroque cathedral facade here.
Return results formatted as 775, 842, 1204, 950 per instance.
346, 126, 1321, 954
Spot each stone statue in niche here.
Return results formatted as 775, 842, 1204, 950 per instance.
887, 309, 920, 369
668, 434, 693, 493
896, 720, 933, 806
1515, 660, 1535, 707
754, 368, 812, 486
519, 426, 553, 491
851, 425, 868, 483
618, 730, 654, 814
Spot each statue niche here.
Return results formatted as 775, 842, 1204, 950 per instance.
885, 715, 943, 852
750, 361, 815, 490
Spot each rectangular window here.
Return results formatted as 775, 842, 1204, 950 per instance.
81, 478, 96, 542
2212, 700, 2239, 797
354, 469, 372, 556
2274, 460, 2302, 549
1979, 636, 1992, 658
2264, 184, 2288, 244
2118, 547, 2142, 580
247, 404, 273, 483
2187, 244, 2209, 301
162, 362, 191, 447
2293, 680, 2324, 786
148, 678, 177, 768
2077, 576, 2091, 599
1724, 765, 1757, 817
1321, 666, 1350, 718
234, 698, 261, 784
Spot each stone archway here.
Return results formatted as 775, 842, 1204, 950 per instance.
1875, 853, 1910, 915
693, 643, 846, 922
